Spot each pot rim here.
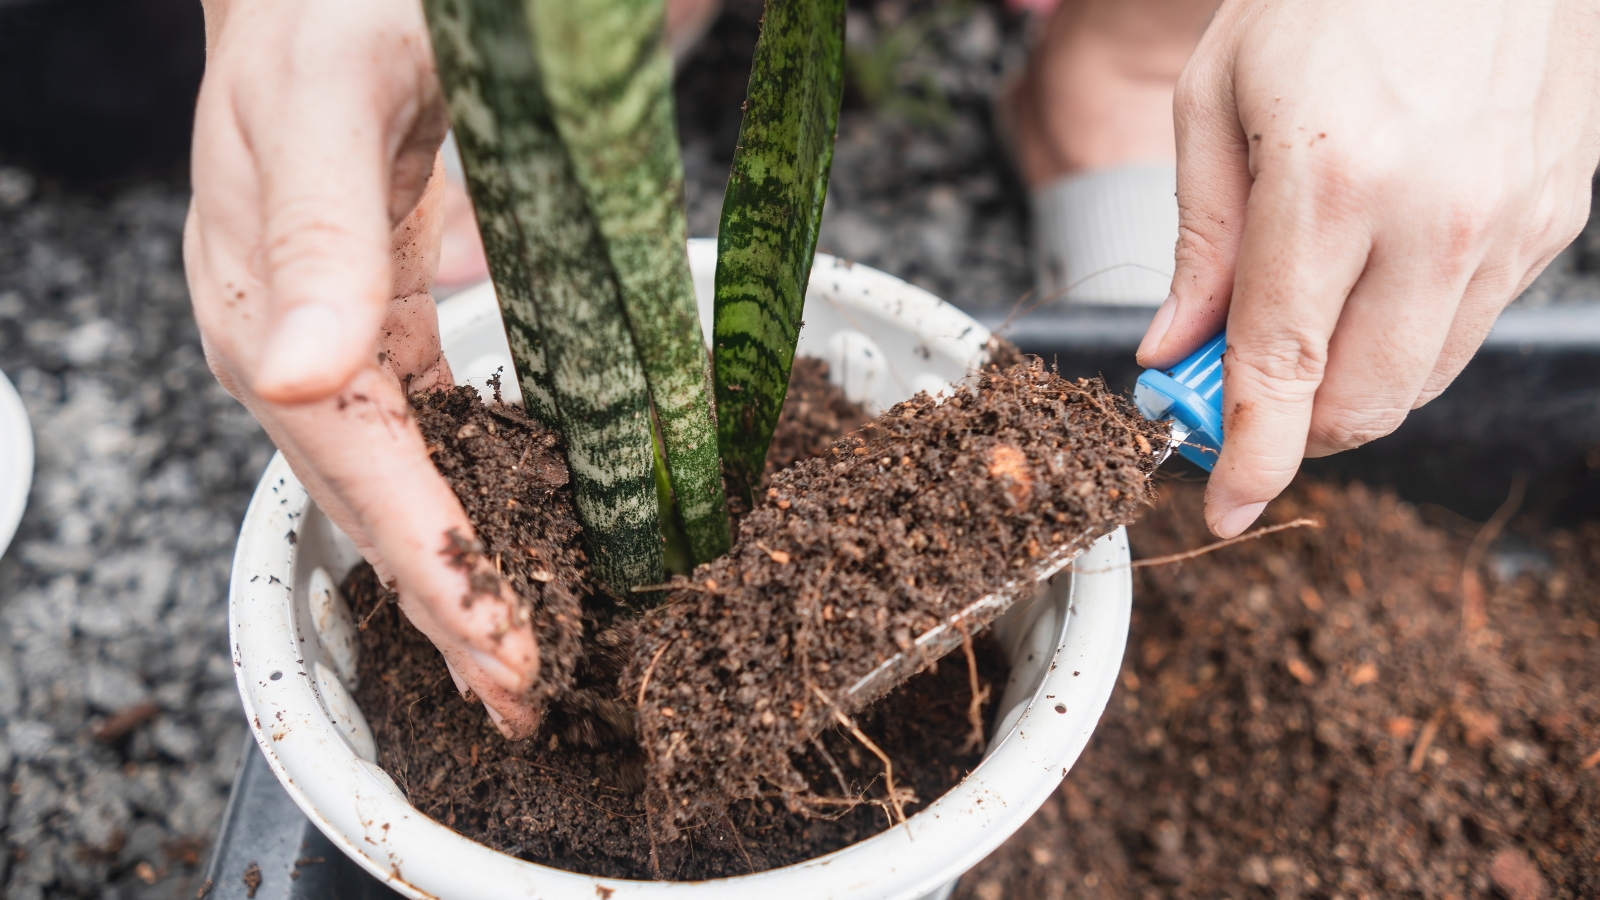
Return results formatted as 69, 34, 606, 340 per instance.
228, 250, 1131, 899
0, 367, 33, 558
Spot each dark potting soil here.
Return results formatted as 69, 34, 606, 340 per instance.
348, 562, 1007, 879
758, 356, 873, 484
348, 357, 1016, 878
628, 359, 1166, 834
955, 479, 1600, 900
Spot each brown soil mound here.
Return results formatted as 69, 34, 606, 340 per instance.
626, 360, 1166, 834
957, 479, 1600, 899
759, 356, 873, 484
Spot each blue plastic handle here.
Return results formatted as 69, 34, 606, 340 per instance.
1133, 331, 1225, 472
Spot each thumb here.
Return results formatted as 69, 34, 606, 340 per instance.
1136, 44, 1251, 369
247, 89, 398, 404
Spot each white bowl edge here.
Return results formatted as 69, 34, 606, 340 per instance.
0, 368, 34, 558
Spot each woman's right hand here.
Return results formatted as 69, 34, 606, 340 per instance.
1141, 0, 1600, 537
184, 0, 544, 737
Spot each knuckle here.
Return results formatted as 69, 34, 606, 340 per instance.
1172, 75, 1207, 127
1311, 403, 1407, 452
1226, 333, 1328, 399
1438, 194, 1501, 262
1173, 218, 1228, 268
263, 197, 368, 278
1301, 143, 1370, 221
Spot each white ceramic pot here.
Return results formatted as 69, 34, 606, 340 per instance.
229, 240, 1131, 900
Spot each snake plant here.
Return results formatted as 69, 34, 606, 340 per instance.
422, 0, 846, 597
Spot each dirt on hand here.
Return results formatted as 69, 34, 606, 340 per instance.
957, 479, 1600, 900
626, 358, 1167, 836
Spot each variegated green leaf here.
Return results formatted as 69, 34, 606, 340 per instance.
423, 0, 663, 597
712, 0, 847, 506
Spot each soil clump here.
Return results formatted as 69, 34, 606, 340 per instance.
956, 479, 1600, 899
628, 359, 1166, 833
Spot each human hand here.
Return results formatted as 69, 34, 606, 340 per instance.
184, 0, 542, 737
1137, 0, 1600, 536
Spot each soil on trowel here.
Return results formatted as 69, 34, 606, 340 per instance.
350, 358, 1010, 878
627, 358, 1167, 834
955, 479, 1600, 900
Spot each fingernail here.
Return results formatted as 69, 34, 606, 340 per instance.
256, 305, 351, 400
1135, 293, 1177, 365
483, 703, 505, 726
1211, 501, 1268, 539
469, 648, 528, 694
443, 659, 468, 695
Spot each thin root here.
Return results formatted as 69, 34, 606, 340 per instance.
358, 593, 391, 631
809, 685, 912, 826
643, 791, 663, 879
631, 578, 720, 594
955, 620, 989, 755
636, 640, 673, 710
1462, 474, 1526, 634
721, 814, 755, 874
1409, 709, 1447, 773
1074, 518, 1322, 573
809, 734, 854, 798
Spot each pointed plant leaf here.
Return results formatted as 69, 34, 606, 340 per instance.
530, 0, 731, 565
422, 0, 664, 597
712, 0, 847, 506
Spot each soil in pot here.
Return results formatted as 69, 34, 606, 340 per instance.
626, 356, 1164, 834
349, 560, 1007, 879
347, 354, 1162, 877
956, 478, 1600, 899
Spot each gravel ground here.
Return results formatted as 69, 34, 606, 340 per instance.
0, 175, 273, 899
1, 1, 1598, 898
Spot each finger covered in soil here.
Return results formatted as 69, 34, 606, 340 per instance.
957, 480, 1600, 899
625, 360, 1168, 834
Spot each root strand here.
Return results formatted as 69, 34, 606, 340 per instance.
956, 619, 989, 755
810, 684, 911, 826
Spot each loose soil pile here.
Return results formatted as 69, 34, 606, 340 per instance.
358, 357, 1139, 877
628, 359, 1165, 834
956, 479, 1600, 900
